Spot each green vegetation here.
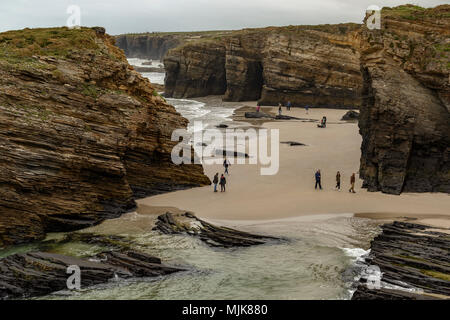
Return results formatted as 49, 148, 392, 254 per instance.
81, 83, 101, 99
382, 4, 427, 20
421, 270, 450, 282
0, 27, 100, 61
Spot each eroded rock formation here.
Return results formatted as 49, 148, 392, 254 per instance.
0, 250, 182, 300
164, 24, 363, 109
352, 221, 450, 300
0, 27, 210, 246
154, 212, 280, 248
359, 5, 450, 194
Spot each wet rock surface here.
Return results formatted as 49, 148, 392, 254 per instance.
154, 212, 280, 248
0, 250, 182, 300
352, 221, 450, 300
245, 112, 273, 119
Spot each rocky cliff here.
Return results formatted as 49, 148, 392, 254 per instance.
359, 5, 450, 194
0, 27, 210, 246
163, 24, 363, 109
115, 31, 233, 60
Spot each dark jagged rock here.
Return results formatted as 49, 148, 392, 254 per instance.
341, 110, 359, 121
352, 221, 450, 300
281, 141, 307, 147
216, 124, 229, 128
215, 150, 249, 158
275, 115, 301, 120
0, 250, 182, 300
245, 112, 273, 119
154, 212, 279, 248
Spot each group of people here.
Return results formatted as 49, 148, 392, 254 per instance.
256, 101, 313, 116
277, 101, 293, 115
212, 159, 231, 193
315, 170, 357, 193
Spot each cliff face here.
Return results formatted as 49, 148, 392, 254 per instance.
164, 24, 363, 109
0, 27, 210, 246
115, 31, 234, 61
164, 41, 227, 98
359, 5, 450, 194
115, 34, 183, 60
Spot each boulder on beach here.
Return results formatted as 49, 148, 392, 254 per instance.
245, 112, 273, 119
341, 110, 360, 121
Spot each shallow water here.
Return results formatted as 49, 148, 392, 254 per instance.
4, 213, 381, 300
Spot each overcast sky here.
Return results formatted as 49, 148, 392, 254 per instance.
0, 0, 446, 35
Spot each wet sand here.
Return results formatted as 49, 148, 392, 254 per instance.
138, 104, 450, 227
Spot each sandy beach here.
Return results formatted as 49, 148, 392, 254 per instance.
138, 104, 450, 228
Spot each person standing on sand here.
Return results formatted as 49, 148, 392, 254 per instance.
287, 101, 292, 111
278, 103, 282, 116
315, 170, 322, 190
305, 105, 309, 114
213, 173, 219, 193
220, 174, 227, 192
256, 102, 261, 113
223, 159, 230, 175
349, 173, 356, 193
336, 171, 341, 190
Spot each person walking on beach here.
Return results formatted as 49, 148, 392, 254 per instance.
223, 158, 230, 175
287, 101, 292, 111
220, 174, 227, 192
315, 170, 322, 190
256, 102, 261, 113
213, 173, 219, 193
305, 105, 309, 114
336, 171, 341, 190
349, 173, 356, 193
278, 103, 282, 116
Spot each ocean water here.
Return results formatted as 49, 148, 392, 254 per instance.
23, 213, 380, 300
127, 58, 165, 85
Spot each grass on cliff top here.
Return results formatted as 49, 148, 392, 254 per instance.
382, 4, 450, 20
0, 27, 116, 65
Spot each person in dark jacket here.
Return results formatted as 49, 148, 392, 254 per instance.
220, 174, 227, 192
315, 170, 322, 190
213, 173, 219, 192
223, 159, 230, 175
349, 173, 356, 193
336, 171, 341, 190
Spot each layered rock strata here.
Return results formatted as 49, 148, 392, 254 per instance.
0, 27, 210, 246
358, 5, 450, 194
352, 221, 450, 300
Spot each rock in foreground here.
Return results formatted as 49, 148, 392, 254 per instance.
154, 212, 279, 248
0, 250, 182, 300
0, 27, 210, 246
352, 221, 450, 300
